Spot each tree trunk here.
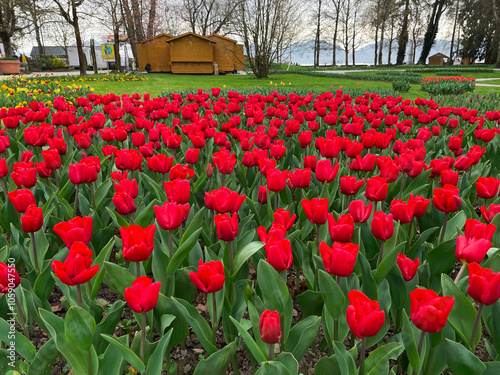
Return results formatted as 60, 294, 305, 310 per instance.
378, 15, 386, 66
494, 0, 500, 68
448, 0, 460, 66
90, 39, 98, 74
314, 0, 322, 67
388, 21, 394, 64
418, 0, 446, 64
114, 26, 122, 72
396, 0, 410, 65
74, 22, 87, 76
147, 0, 157, 38
374, 25, 379, 65
333, 11, 339, 65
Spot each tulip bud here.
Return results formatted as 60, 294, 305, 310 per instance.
259, 310, 281, 344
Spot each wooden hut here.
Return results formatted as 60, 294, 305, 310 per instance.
169, 33, 215, 74
136, 33, 173, 72
428, 53, 449, 66
207, 34, 245, 73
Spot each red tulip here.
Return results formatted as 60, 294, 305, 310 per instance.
371, 211, 394, 241
154, 201, 189, 231
432, 185, 461, 213
476, 177, 500, 200
147, 154, 173, 174
189, 259, 225, 293
480, 204, 500, 223
120, 224, 156, 262
267, 169, 288, 192
0, 158, 8, 178
114, 178, 139, 199
396, 253, 420, 281
409, 194, 430, 218
289, 168, 311, 189
8, 189, 36, 213
205, 187, 246, 213
214, 212, 238, 242
303, 155, 317, 171
42, 149, 62, 170
410, 288, 454, 333
124, 276, 161, 313
21, 205, 43, 233
257, 223, 287, 244
35, 162, 53, 179
327, 213, 354, 243
390, 199, 416, 224
365, 176, 388, 202
320, 241, 359, 277
213, 149, 237, 175
440, 169, 459, 187
467, 262, 500, 306
260, 310, 281, 344
349, 200, 373, 223
340, 176, 365, 195
112, 192, 136, 216
169, 164, 194, 180
302, 198, 329, 225
455, 236, 492, 264
346, 290, 385, 338
258, 186, 267, 204
266, 238, 293, 271
53, 216, 93, 248
464, 219, 495, 241
10, 166, 37, 188
0, 262, 20, 293
164, 179, 190, 204
185, 148, 199, 164
51, 242, 100, 286
315, 159, 339, 183
115, 149, 143, 171
273, 209, 296, 231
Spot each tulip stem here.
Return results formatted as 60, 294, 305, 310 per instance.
316, 224, 321, 255
377, 241, 385, 266
0, 178, 7, 198
399, 174, 406, 199
411, 331, 426, 375
31, 233, 40, 274
471, 303, 483, 349
76, 284, 83, 308
211, 292, 217, 343
344, 195, 349, 212
169, 230, 173, 260
407, 219, 414, 252
229, 241, 234, 276
454, 263, 467, 283
141, 311, 147, 363
74, 185, 79, 215
54, 170, 59, 190
274, 192, 278, 211
439, 212, 449, 244
130, 212, 135, 225
89, 183, 95, 209
14, 294, 29, 339
359, 337, 366, 375
136, 262, 141, 277
269, 343, 274, 361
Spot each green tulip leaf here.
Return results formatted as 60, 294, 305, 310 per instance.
443, 339, 486, 375
65, 306, 96, 351
101, 334, 145, 373
193, 339, 238, 375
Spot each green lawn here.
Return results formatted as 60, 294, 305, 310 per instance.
65, 71, 499, 100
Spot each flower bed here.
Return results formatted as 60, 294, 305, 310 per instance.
421, 76, 476, 95
0, 88, 499, 374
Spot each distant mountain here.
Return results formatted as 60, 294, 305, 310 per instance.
288, 39, 452, 66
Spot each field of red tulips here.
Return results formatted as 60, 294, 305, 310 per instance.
1, 87, 500, 375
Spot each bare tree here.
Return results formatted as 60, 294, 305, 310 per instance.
0, 0, 22, 56
396, 0, 410, 64
418, 0, 447, 64
495, 0, 500, 68
53, 0, 87, 75
408, 0, 426, 64
313, 0, 322, 67
181, 0, 241, 36
328, 0, 343, 65
19, 0, 55, 57
235, 0, 301, 78
447, 0, 460, 65
45, 16, 75, 64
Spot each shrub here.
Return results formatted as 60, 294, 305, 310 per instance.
392, 79, 411, 93
421, 76, 476, 95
